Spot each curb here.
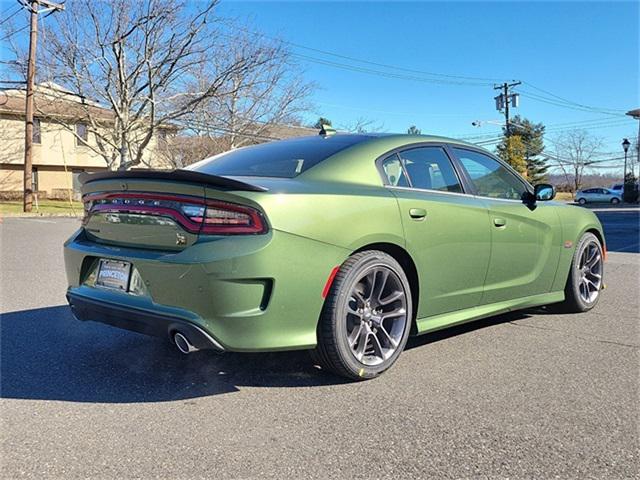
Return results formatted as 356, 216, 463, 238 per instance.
590, 207, 640, 213
565, 202, 640, 210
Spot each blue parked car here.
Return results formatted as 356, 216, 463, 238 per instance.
575, 187, 621, 205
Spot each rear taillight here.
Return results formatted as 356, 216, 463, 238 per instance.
182, 200, 266, 234
82, 192, 267, 235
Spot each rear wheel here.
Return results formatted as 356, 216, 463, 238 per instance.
556, 232, 604, 312
312, 250, 412, 380
611, 197, 620, 204
578, 198, 587, 205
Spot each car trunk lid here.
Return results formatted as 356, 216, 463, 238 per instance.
81, 171, 268, 251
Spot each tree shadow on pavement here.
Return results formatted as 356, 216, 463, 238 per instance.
0, 305, 348, 403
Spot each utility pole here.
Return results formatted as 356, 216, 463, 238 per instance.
21, 0, 64, 212
493, 81, 521, 136
626, 109, 640, 180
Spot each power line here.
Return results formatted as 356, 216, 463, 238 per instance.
223, 21, 505, 85
518, 91, 627, 117
541, 115, 631, 128
544, 119, 633, 134
218, 22, 627, 117
0, 23, 28, 42
458, 117, 631, 141
522, 81, 626, 114
0, 6, 22, 27
290, 52, 491, 87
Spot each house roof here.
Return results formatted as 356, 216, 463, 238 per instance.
261, 123, 318, 139
0, 83, 114, 122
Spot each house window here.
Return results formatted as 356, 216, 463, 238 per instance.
76, 123, 88, 146
32, 167, 39, 193
33, 118, 41, 144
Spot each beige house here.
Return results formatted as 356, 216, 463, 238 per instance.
0, 83, 172, 200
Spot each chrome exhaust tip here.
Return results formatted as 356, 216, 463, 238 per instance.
173, 331, 199, 354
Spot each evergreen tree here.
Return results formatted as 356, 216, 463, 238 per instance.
510, 115, 548, 183
407, 125, 421, 135
313, 117, 332, 129
496, 134, 527, 176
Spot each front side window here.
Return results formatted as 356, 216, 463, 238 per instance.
76, 123, 88, 146
452, 148, 528, 200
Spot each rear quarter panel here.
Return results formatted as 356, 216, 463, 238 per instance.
237, 179, 406, 251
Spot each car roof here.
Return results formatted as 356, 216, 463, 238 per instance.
300, 132, 480, 148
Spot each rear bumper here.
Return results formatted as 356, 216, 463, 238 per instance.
63, 227, 350, 351
67, 292, 225, 351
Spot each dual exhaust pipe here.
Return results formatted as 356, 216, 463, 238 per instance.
173, 331, 199, 354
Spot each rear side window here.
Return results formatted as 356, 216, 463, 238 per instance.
381, 154, 409, 187
382, 147, 461, 193
187, 135, 369, 178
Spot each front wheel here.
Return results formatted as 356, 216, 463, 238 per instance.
556, 232, 604, 312
312, 250, 412, 380
578, 198, 587, 205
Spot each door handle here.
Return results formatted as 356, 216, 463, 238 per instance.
409, 208, 427, 220
493, 217, 507, 227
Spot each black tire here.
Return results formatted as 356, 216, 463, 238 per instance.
611, 197, 620, 204
312, 250, 413, 380
556, 232, 604, 313
578, 198, 587, 205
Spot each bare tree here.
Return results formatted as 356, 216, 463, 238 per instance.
179, 27, 314, 153
552, 129, 603, 192
156, 134, 224, 169
339, 116, 384, 134
8, 0, 312, 170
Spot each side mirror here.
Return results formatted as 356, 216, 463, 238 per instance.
534, 183, 555, 201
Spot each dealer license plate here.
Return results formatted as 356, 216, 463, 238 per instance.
96, 259, 131, 291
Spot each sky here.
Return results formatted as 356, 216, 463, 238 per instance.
217, 0, 639, 171
1, 0, 638, 173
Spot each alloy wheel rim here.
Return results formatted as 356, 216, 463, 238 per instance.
577, 241, 603, 304
344, 266, 408, 366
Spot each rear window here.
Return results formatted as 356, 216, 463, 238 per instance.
186, 135, 369, 178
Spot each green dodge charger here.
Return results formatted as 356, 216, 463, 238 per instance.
64, 132, 606, 380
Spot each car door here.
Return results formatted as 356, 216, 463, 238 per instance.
450, 147, 562, 305
590, 188, 602, 202
380, 145, 491, 319
588, 189, 602, 202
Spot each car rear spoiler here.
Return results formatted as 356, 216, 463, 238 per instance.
79, 170, 268, 192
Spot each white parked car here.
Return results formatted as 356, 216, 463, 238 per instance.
575, 187, 622, 205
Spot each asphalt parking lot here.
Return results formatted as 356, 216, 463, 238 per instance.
1, 211, 638, 479
595, 209, 640, 253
